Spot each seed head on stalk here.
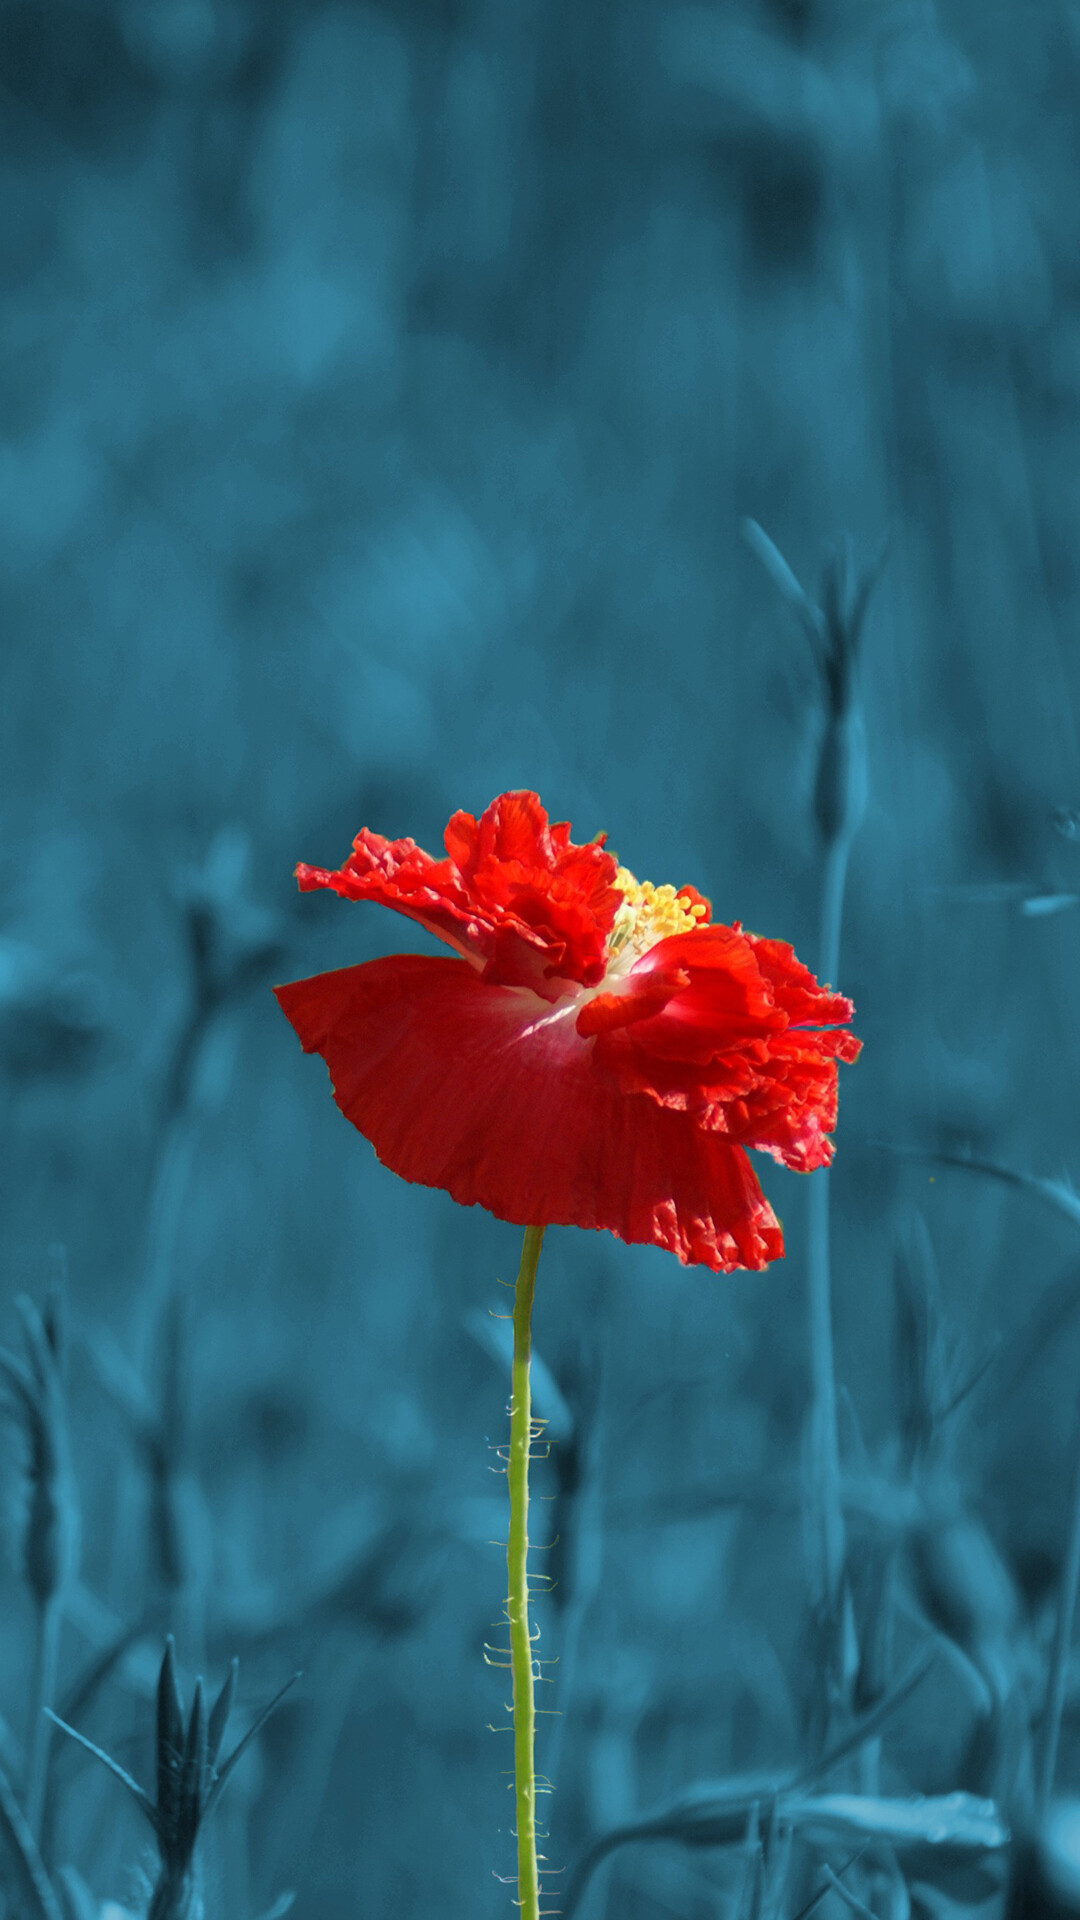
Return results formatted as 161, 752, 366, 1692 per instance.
741, 520, 888, 859
47, 1640, 298, 1920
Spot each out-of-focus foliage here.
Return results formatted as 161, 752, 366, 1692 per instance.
3, 0, 1080, 1914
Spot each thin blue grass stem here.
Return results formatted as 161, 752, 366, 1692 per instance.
808, 835, 850, 1624
507, 1225, 545, 1920
107, 1115, 200, 1604
93, 1099, 206, 1877
1035, 1394, 1080, 1821
133, 1113, 202, 1371
819, 836, 848, 993
0, 1756, 65, 1920
25, 1593, 61, 1844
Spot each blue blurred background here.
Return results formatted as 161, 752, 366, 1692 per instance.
3, 3, 1080, 1916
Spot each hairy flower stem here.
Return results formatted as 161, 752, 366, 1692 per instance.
507, 1225, 545, 1920
26, 1592, 60, 1842
1035, 1397, 1080, 1820
808, 837, 850, 1654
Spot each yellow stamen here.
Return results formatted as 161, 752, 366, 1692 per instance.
609, 866, 707, 957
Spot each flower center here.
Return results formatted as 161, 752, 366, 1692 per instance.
607, 866, 708, 964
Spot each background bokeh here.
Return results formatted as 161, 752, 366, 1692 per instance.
3, 2, 1080, 1916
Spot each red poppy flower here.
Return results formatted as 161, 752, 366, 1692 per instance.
275, 791, 860, 1272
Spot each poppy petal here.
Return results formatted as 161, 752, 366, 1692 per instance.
590, 924, 860, 1171
575, 966, 692, 1037
295, 791, 623, 993
275, 956, 785, 1272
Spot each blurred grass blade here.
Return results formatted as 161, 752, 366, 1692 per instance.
741, 519, 825, 652
43, 1711, 157, 1829
937, 1343, 1002, 1424
789, 1849, 868, 1920
207, 1658, 239, 1771
0, 1757, 65, 1920
795, 1645, 937, 1786
203, 1672, 300, 1818
0, 1346, 38, 1416
822, 1863, 877, 1917
878, 1144, 1080, 1233
846, 530, 892, 654
734, 1801, 763, 1920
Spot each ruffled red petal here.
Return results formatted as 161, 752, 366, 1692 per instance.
575, 965, 692, 1037
296, 791, 623, 995
274, 956, 785, 1273
741, 931, 856, 1028
589, 924, 861, 1173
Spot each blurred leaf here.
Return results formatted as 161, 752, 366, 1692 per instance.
1021, 892, 1080, 917
564, 1784, 1005, 1919
782, 1792, 1008, 1853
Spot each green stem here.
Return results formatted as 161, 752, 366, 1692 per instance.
507, 1225, 545, 1920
